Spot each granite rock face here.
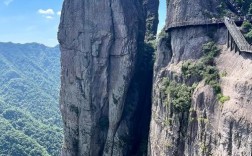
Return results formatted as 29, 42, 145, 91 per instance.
149, 26, 212, 156
58, 0, 158, 155
143, 0, 159, 41
58, 0, 252, 155
166, 0, 224, 27
149, 0, 252, 155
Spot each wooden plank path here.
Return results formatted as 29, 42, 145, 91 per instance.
165, 16, 252, 53
165, 0, 252, 53
224, 17, 252, 53
165, 17, 246, 30
166, 18, 224, 30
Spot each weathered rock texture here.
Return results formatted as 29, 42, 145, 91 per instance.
58, 0, 158, 155
149, 26, 213, 156
166, 0, 221, 26
149, 0, 252, 155
183, 48, 252, 156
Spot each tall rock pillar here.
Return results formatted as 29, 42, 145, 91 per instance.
58, 0, 158, 155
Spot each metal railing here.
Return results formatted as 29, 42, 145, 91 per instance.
166, 18, 223, 30
166, 19, 222, 29
166, 16, 248, 30
224, 17, 252, 53
165, 16, 252, 53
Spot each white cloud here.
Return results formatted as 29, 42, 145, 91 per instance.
45, 16, 53, 19
3, 0, 13, 6
57, 11, 61, 16
38, 9, 55, 15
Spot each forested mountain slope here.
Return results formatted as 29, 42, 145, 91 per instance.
0, 42, 62, 155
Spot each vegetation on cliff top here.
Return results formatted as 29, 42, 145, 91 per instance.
162, 78, 195, 112
182, 41, 230, 102
241, 21, 252, 44
162, 42, 230, 114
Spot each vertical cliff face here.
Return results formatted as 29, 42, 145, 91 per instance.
58, 0, 252, 155
166, 0, 222, 26
149, 0, 252, 155
58, 0, 158, 155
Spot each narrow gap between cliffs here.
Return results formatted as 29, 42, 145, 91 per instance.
121, 1, 167, 155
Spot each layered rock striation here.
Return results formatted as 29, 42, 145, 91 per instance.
149, 0, 252, 156
58, 0, 158, 155
58, 0, 252, 155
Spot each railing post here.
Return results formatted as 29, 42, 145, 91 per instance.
235, 43, 238, 53
227, 31, 230, 48
231, 37, 233, 51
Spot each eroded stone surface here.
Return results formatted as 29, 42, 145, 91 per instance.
149, 0, 252, 155
58, 0, 158, 155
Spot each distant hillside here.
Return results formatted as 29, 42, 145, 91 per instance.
0, 42, 62, 155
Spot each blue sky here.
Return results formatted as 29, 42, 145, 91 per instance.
158, 0, 166, 33
0, 0, 166, 47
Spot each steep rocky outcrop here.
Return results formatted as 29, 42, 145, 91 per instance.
166, 0, 222, 26
58, 0, 252, 155
143, 0, 159, 41
149, 26, 214, 156
149, 0, 252, 155
58, 0, 158, 155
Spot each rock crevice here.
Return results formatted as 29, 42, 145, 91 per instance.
58, 0, 158, 155
149, 0, 252, 155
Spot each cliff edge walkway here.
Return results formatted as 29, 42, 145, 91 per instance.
166, 16, 252, 53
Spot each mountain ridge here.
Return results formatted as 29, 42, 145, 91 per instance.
0, 42, 62, 156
